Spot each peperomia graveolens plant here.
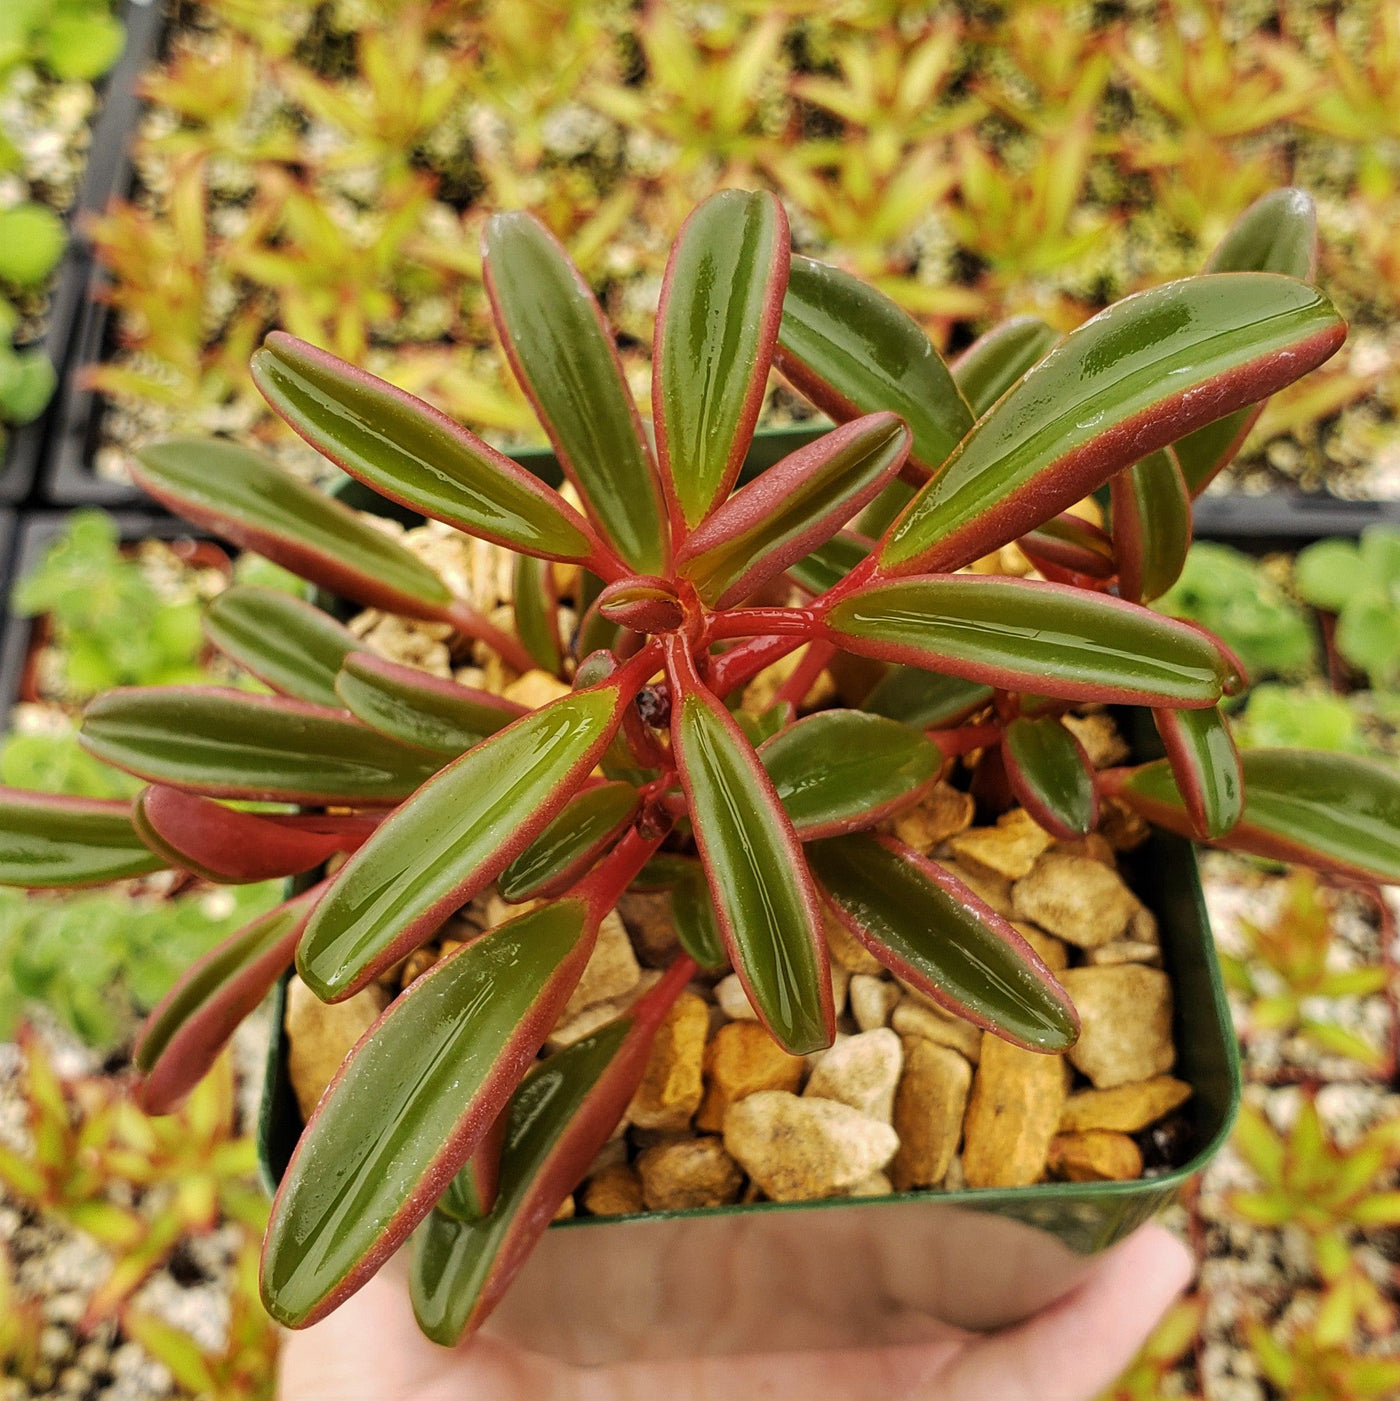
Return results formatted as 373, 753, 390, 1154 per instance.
3, 186, 1398, 1344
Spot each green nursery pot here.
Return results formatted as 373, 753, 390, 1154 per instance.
256, 428, 1241, 1363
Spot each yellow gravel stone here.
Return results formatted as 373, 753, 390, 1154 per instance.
892, 783, 976, 853
1060, 1077, 1192, 1134
892, 1038, 973, 1191
1049, 1130, 1144, 1182
1011, 852, 1139, 948
962, 1033, 1068, 1188
582, 1163, 645, 1217
627, 990, 709, 1130
696, 1020, 806, 1132
949, 808, 1055, 880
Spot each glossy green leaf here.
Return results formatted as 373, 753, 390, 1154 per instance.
1152, 705, 1243, 841
334, 653, 522, 755
262, 897, 597, 1328
497, 782, 640, 903
1112, 749, 1400, 883
79, 688, 441, 804
823, 575, 1233, 705
411, 960, 692, 1344
776, 254, 972, 474
1110, 448, 1191, 603
512, 555, 563, 674
1001, 716, 1098, 840
1174, 189, 1318, 495
861, 667, 993, 729
203, 585, 362, 708
134, 885, 322, 1114
297, 684, 628, 1000
735, 701, 793, 747
654, 190, 789, 530
436, 1119, 506, 1225
759, 710, 940, 838
132, 439, 455, 620
788, 531, 873, 595
251, 333, 604, 567
676, 414, 910, 608
668, 641, 832, 1055
669, 866, 728, 970
878, 274, 1345, 574
483, 212, 667, 574
808, 833, 1078, 1052
951, 315, 1059, 416
0, 789, 165, 887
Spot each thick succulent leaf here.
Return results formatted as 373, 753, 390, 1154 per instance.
296, 683, 632, 1000
822, 575, 1234, 705
1109, 749, 1400, 882
132, 439, 456, 621
411, 961, 692, 1344
595, 577, 685, 634
203, 586, 362, 708
437, 1116, 507, 1224
788, 531, 873, 595
776, 254, 972, 474
133, 787, 371, 884
262, 897, 599, 1328
808, 833, 1078, 1052
676, 413, 910, 608
667, 639, 833, 1055
1110, 448, 1191, 603
878, 274, 1345, 575
496, 782, 640, 903
861, 667, 993, 729
951, 315, 1059, 416
669, 864, 728, 970
0, 789, 165, 887
482, 212, 667, 574
251, 333, 607, 568
1174, 189, 1318, 495
1001, 716, 1098, 840
654, 190, 789, 531
1018, 513, 1116, 580
134, 885, 324, 1115
512, 555, 563, 674
79, 687, 441, 804
1152, 705, 1243, 841
334, 653, 523, 755
759, 710, 941, 838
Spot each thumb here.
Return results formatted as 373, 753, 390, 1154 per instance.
925, 1223, 1194, 1401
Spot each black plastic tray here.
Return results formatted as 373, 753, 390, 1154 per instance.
1, 0, 167, 506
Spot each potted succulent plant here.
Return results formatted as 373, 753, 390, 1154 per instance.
3, 188, 1398, 1361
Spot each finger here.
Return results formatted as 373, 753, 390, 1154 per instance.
924, 1223, 1194, 1401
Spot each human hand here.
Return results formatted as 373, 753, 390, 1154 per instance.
277, 1222, 1192, 1401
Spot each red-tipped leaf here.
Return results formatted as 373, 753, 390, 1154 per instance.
951, 315, 1059, 416
0, 789, 165, 888
1001, 716, 1099, 840
808, 833, 1078, 1052
676, 413, 911, 608
1110, 447, 1191, 603
1152, 706, 1243, 841
134, 883, 327, 1115
653, 190, 790, 533
666, 636, 833, 1055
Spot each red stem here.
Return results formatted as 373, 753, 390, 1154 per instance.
929, 722, 1003, 757
706, 606, 817, 640
708, 633, 805, 697
444, 600, 537, 674
575, 824, 666, 921
774, 640, 837, 710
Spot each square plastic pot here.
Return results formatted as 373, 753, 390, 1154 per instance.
254, 427, 1242, 1363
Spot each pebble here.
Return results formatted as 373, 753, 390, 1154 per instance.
848, 1171, 894, 1197
1012, 852, 1139, 947
804, 1028, 902, 1122
891, 783, 976, 852
560, 910, 640, 1019
1013, 922, 1069, 971
696, 1020, 806, 1132
637, 1137, 744, 1210
545, 970, 660, 1052
850, 974, 901, 1030
627, 990, 708, 1130
962, 1033, 1067, 1188
938, 858, 1014, 916
582, 1163, 645, 1216
824, 907, 883, 975
1060, 712, 1129, 768
891, 1038, 973, 1191
1061, 966, 1176, 1089
1060, 1076, 1193, 1133
723, 1091, 900, 1202
949, 808, 1055, 880
502, 668, 572, 708
616, 891, 682, 966
285, 977, 388, 1122
714, 972, 759, 1020
1048, 1130, 1144, 1182
1086, 939, 1163, 967
891, 997, 982, 1062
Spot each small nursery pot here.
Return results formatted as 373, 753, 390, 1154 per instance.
255, 428, 1241, 1364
